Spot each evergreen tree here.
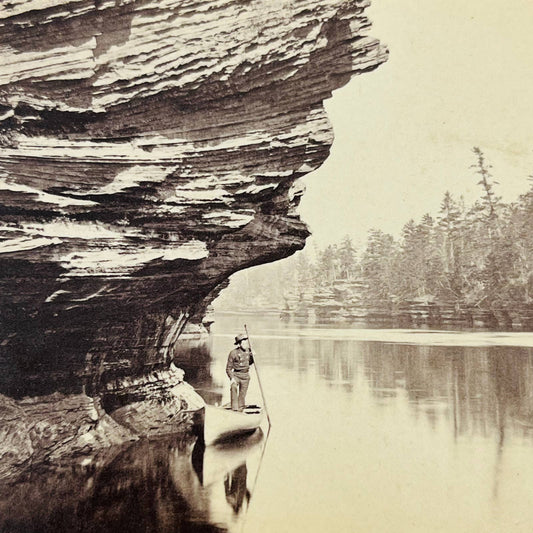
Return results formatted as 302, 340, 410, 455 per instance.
418, 213, 443, 298
338, 235, 358, 280
294, 251, 315, 298
361, 229, 397, 306
397, 219, 420, 298
437, 191, 466, 302
472, 147, 502, 220
316, 245, 339, 285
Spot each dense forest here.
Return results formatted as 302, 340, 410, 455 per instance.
215, 149, 533, 330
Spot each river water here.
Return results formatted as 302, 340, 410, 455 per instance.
2, 315, 533, 533
205, 314, 533, 533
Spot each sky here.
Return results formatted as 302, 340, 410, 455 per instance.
298, 0, 533, 248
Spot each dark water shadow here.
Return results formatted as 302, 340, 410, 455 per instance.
0, 429, 267, 533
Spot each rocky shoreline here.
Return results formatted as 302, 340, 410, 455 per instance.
0, 363, 205, 483
282, 301, 533, 331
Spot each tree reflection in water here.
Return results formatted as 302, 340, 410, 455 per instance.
241, 323, 533, 443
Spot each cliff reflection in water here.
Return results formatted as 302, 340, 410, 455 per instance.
0, 430, 266, 533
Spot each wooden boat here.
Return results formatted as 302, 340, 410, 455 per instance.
196, 404, 264, 446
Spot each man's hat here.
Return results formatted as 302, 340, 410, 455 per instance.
234, 333, 248, 345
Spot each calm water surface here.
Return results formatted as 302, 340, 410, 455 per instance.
2, 315, 533, 533
206, 315, 533, 533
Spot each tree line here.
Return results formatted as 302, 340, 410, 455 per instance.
216, 148, 533, 325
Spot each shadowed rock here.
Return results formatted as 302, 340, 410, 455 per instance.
0, 0, 388, 470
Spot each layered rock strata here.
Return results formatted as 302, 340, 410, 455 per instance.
0, 0, 387, 470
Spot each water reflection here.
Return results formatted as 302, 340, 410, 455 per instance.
190, 431, 264, 527
224, 464, 249, 514
223, 319, 533, 444
358, 344, 533, 442
0, 430, 265, 533
210, 316, 533, 532
4, 315, 533, 533
186, 431, 264, 531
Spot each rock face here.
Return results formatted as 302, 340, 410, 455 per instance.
0, 0, 387, 469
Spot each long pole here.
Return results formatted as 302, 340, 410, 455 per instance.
244, 324, 271, 428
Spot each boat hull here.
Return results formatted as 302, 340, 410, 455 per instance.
200, 405, 264, 446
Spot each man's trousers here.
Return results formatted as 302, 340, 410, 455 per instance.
230, 372, 250, 411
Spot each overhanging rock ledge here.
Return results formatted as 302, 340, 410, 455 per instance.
0, 0, 387, 472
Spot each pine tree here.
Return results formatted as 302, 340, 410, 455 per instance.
316, 245, 337, 285
294, 251, 315, 298
397, 219, 419, 299
338, 235, 358, 280
361, 229, 397, 306
437, 191, 465, 302
418, 213, 443, 298
472, 147, 502, 220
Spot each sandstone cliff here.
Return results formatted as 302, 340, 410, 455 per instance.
0, 0, 387, 473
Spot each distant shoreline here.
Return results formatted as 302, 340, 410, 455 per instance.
214, 307, 533, 333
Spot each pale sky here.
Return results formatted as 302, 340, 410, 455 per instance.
299, 0, 533, 247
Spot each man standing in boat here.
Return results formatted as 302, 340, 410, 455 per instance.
226, 333, 254, 411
